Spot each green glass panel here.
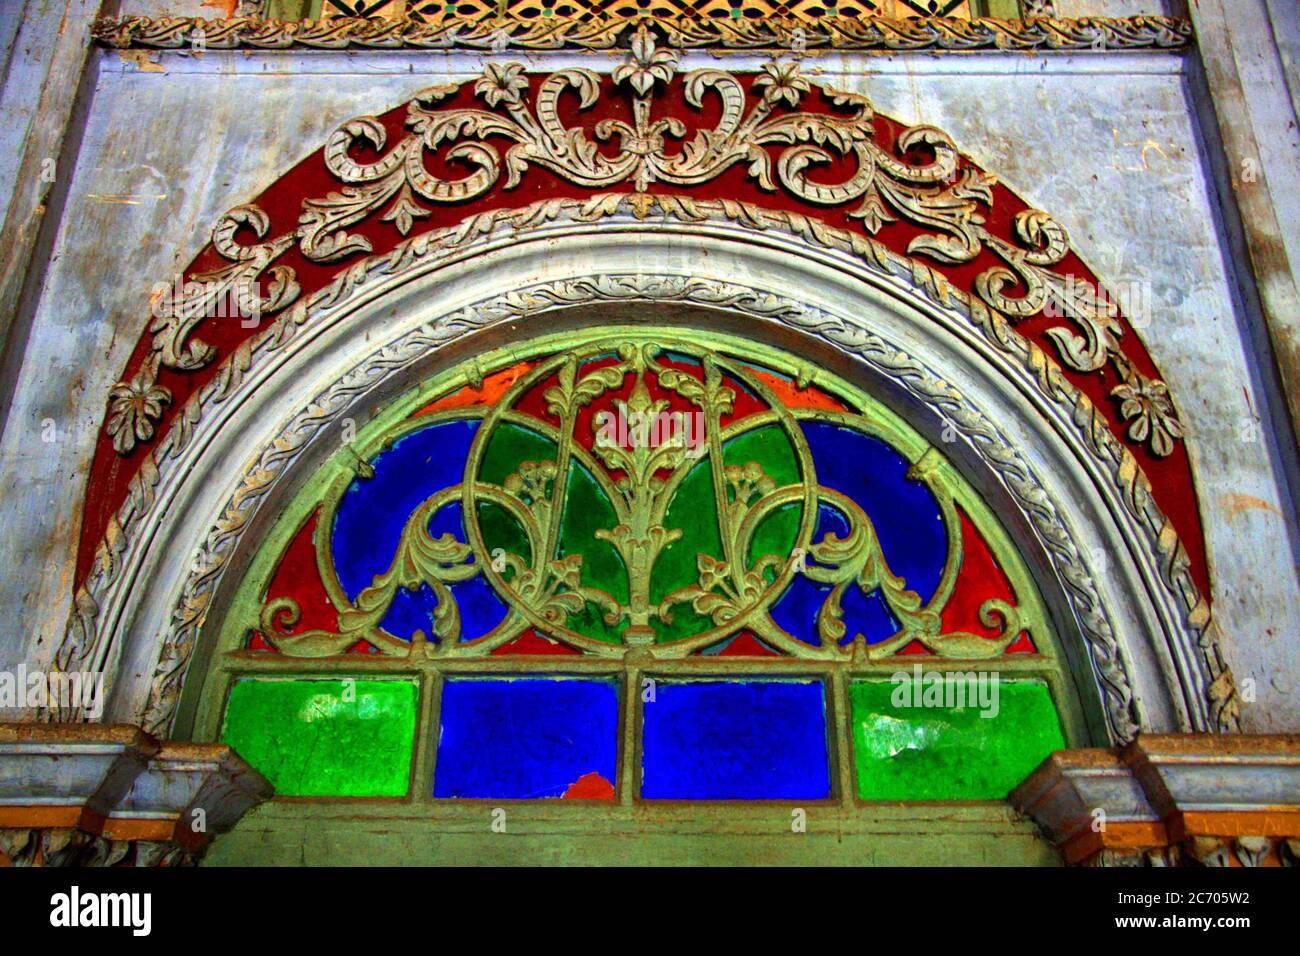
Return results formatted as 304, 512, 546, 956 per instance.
477, 500, 532, 570
849, 677, 1065, 800
477, 420, 626, 642
220, 679, 416, 797
651, 457, 722, 642
478, 421, 557, 486
476, 421, 553, 566
650, 425, 804, 642
557, 456, 628, 643
726, 426, 801, 573
724, 424, 800, 484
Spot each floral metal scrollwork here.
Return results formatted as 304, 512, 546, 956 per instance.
259, 338, 1029, 662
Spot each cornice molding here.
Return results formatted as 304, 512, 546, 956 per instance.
91, 14, 1194, 54
0, 724, 271, 866
1011, 734, 1300, 866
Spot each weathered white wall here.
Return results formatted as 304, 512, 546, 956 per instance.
1052, 0, 1184, 16
0, 36, 1295, 729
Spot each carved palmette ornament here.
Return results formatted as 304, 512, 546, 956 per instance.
110, 29, 1182, 461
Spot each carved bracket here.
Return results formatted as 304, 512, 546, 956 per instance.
1012, 734, 1300, 866
0, 724, 271, 867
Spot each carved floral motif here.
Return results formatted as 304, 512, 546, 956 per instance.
108, 29, 1184, 461
106, 370, 171, 455
1113, 371, 1183, 457
91, 14, 1195, 55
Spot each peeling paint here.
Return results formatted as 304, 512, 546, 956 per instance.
562, 772, 616, 800
116, 49, 166, 74
1219, 492, 1284, 522
84, 193, 167, 204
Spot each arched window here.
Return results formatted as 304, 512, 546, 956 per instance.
190, 326, 1084, 804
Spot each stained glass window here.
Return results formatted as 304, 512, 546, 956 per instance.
195, 328, 1084, 802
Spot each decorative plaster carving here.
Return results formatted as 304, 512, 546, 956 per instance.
91, 14, 1194, 54
1233, 836, 1270, 867
110, 39, 1182, 462
1185, 835, 1232, 867
70, 37, 1222, 741
0, 829, 134, 868
1283, 838, 1300, 867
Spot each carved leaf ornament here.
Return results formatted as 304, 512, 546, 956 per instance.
114, 28, 1181, 464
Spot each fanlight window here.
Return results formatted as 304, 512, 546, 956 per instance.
192, 328, 1082, 803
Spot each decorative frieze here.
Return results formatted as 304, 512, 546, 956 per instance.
310, 0, 978, 23
91, 14, 1194, 54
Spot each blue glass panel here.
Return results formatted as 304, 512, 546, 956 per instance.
846, 586, 902, 645
772, 503, 901, 645
434, 678, 619, 799
772, 425, 944, 644
802, 421, 945, 601
641, 680, 830, 799
331, 419, 508, 641
426, 500, 508, 641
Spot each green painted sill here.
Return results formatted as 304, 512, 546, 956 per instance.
205, 799, 1060, 866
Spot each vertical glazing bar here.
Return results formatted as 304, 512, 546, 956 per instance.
831, 668, 857, 806
195, 664, 238, 744
618, 665, 640, 806
413, 667, 443, 803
